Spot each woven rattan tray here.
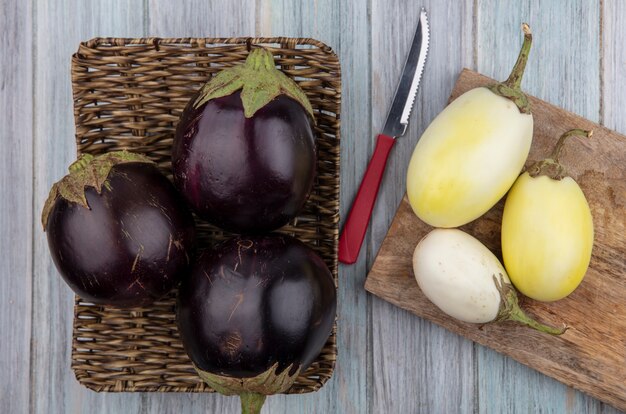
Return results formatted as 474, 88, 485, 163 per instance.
69, 37, 341, 393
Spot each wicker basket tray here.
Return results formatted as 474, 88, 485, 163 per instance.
69, 37, 341, 393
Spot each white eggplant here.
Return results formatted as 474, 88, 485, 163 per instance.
407, 24, 534, 228
413, 228, 566, 335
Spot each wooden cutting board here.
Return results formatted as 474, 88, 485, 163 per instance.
365, 69, 626, 411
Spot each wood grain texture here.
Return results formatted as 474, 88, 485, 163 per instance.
476, 2, 604, 412
365, 69, 626, 413
140, 1, 256, 412
30, 1, 145, 413
369, 1, 476, 413
2, 1, 622, 413
148, 0, 255, 38
599, 4, 626, 414
0, 1, 32, 413
602, 0, 626, 133
256, 1, 373, 412
477, 0, 601, 121
256, 1, 345, 413
334, 1, 373, 412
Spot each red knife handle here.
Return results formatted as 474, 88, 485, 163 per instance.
339, 133, 396, 264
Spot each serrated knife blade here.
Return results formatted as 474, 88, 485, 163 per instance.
382, 8, 429, 137
338, 8, 430, 264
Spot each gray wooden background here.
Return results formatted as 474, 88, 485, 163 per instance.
1, 0, 623, 413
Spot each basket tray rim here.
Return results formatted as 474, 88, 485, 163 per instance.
77, 36, 338, 57
69, 35, 341, 394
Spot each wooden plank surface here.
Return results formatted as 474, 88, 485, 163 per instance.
475, 2, 604, 413
257, 2, 345, 413
365, 69, 626, 412
369, 1, 476, 413
2, 0, 624, 413
140, 1, 255, 412
598, 4, 626, 413
0, 1, 32, 414
332, 1, 372, 412
30, 1, 145, 413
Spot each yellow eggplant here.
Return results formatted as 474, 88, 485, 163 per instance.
407, 24, 534, 227
501, 129, 594, 302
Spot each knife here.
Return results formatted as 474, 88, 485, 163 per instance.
338, 8, 430, 265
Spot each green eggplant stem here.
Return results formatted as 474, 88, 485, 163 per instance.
493, 274, 568, 336
68, 154, 95, 173
528, 128, 592, 180
507, 305, 568, 336
503, 23, 533, 90
194, 362, 300, 414
487, 23, 533, 114
246, 47, 275, 71
550, 128, 593, 163
193, 46, 315, 120
240, 392, 267, 414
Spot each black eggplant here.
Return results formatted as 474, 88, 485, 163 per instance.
177, 234, 336, 414
172, 47, 317, 234
42, 151, 195, 307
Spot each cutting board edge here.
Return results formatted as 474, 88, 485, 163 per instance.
364, 68, 626, 413
364, 282, 626, 413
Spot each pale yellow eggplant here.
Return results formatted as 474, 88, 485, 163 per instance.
501, 129, 594, 302
407, 24, 533, 227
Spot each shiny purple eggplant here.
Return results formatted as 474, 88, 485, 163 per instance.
177, 234, 336, 414
172, 47, 317, 234
42, 151, 195, 308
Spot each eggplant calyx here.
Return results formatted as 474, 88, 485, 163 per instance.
41, 151, 154, 230
194, 361, 300, 396
492, 273, 568, 335
528, 129, 593, 180
487, 23, 532, 114
193, 46, 315, 121
487, 83, 530, 115
194, 362, 300, 413
68, 153, 95, 173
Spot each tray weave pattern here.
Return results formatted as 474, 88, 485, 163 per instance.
70, 37, 341, 393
